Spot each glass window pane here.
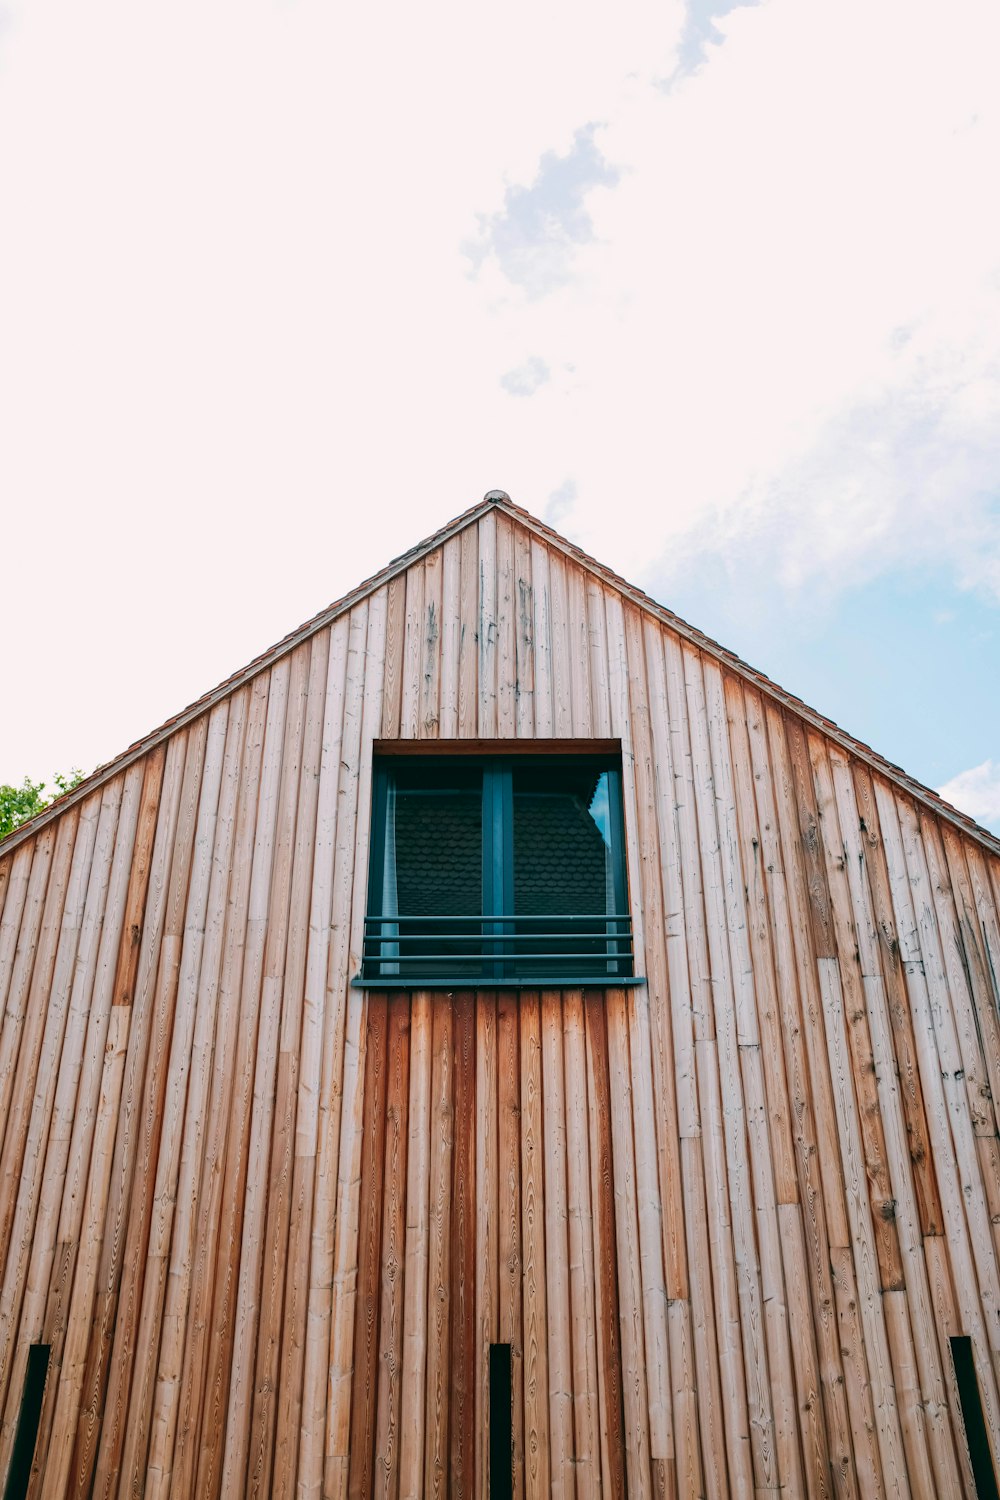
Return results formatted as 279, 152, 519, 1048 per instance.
390, 763, 482, 917
512, 763, 621, 977
513, 764, 613, 915
377, 762, 482, 978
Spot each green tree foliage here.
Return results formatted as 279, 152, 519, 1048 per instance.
0, 770, 84, 843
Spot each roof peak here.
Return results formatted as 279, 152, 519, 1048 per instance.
3, 490, 998, 861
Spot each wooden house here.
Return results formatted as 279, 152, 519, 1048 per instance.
2, 489, 1000, 1499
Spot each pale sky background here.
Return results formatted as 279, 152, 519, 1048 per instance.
1, 0, 999, 832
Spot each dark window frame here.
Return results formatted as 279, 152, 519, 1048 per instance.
951, 1335, 1000, 1500
358, 750, 638, 988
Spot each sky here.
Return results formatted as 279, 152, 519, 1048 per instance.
1, 0, 998, 834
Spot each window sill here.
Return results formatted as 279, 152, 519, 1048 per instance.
351, 974, 647, 990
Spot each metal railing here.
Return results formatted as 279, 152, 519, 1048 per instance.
360, 912, 634, 983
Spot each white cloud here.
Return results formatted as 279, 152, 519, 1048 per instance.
677, 0, 762, 73
467, 126, 620, 297
500, 357, 551, 397
938, 761, 1000, 828
1, 0, 999, 781
545, 478, 578, 526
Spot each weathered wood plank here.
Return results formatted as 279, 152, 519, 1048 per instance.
327, 586, 389, 1496
497, 991, 524, 1500
144, 690, 249, 1500
873, 779, 1000, 1470
439, 535, 462, 740
566, 562, 593, 739
458, 522, 478, 740
529, 541, 553, 738
604, 988, 652, 1500
765, 703, 861, 1486
624, 607, 686, 1304
113, 700, 228, 1499
0, 831, 57, 1168
450, 993, 476, 1500
398, 992, 432, 1500
192, 661, 290, 1500
169, 685, 268, 1499
347, 992, 390, 1500
810, 733, 906, 1292
0, 810, 79, 1304
0, 844, 34, 1049
475, 993, 498, 1500
540, 992, 575, 1499
26, 752, 161, 1496
216, 648, 310, 1500
518, 993, 550, 1500
547, 551, 572, 738
15, 782, 125, 1488
686, 650, 766, 1492
381, 574, 406, 740
513, 526, 535, 740
832, 750, 965, 1494
70, 726, 188, 1500
78, 730, 196, 1497
270, 622, 347, 1500
495, 511, 517, 738
478, 511, 498, 739
421, 547, 443, 739
563, 992, 600, 1500
247, 633, 330, 1500
373, 994, 411, 1500
0, 794, 99, 1410
399, 561, 425, 742
423, 998, 454, 1500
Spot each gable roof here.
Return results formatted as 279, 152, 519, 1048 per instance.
4, 491, 999, 859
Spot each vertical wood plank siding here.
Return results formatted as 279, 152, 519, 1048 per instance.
1, 515, 999, 1498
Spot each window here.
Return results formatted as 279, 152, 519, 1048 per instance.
360, 752, 633, 985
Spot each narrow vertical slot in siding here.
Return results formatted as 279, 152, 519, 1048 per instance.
490, 1343, 513, 1500
951, 1336, 1000, 1500
5, 1344, 50, 1500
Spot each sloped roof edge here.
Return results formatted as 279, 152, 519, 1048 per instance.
4, 491, 998, 861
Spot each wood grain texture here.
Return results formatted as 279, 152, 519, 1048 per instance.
0, 505, 997, 1498
423, 998, 454, 1500
475, 992, 498, 1500
518, 993, 550, 1500
373, 995, 411, 1500
347, 991, 389, 1500
398, 991, 431, 1500
450, 993, 476, 1500
585, 991, 628, 1500
497, 991, 524, 1499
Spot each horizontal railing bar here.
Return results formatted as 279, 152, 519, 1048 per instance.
363, 956, 631, 965
364, 913, 632, 925
362, 950, 631, 963
355, 976, 643, 989
363, 931, 633, 941
363, 933, 629, 945
364, 960, 629, 972
359, 968, 634, 981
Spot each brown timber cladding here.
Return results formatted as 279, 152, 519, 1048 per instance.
0, 501, 999, 1496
